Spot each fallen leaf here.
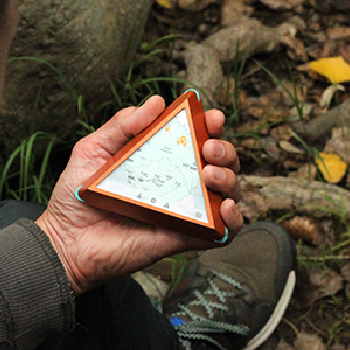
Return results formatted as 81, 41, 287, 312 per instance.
178, 0, 214, 10
259, 0, 305, 9
280, 140, 305, 155
281, 216, 319, 244
282, 36, 307, 61
221, 0, 253, 26
261, 138, 281, 162
288, 104, 312, 121
299, 266, 343, 307
309, 57, 350, 84
309, 267, 343, 298
276, 340, 295, 350
315, 152, 348, 183
156, 0, 173, 8
240, 139, 262, 150
235, 120, 268, 135
341, 263, 350, 281
327, 27, 350, 40
297, 62, 311, 72
283, 160, 305, 169
324, 127, 350, 165
289, 163, 317, 181
309, 41, 350, 63
270, 124, 293, 142
277, 80, 306, 106
132, 271, 169, 306
319, 84, 345, 108
295, 333, 327, 350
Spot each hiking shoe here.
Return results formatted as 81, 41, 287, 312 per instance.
163, 222, 297, 350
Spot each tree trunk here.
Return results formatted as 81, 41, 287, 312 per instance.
1, 0, 153, 155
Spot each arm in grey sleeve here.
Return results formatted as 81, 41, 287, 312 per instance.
0, 219, 75, 350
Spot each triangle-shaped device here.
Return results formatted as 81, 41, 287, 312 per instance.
77, 90, 227, 241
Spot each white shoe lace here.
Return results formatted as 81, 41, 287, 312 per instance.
170, 271, 250, 350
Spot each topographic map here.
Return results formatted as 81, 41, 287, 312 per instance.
97, 108, 209, 223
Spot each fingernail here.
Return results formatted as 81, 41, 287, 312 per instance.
214, 142, 226, 158
234, 204, 242, 218
214, 168, 227, 181
229, 199, 241, 218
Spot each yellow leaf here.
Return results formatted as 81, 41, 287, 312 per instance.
315, 153, 348, 183
156, 0, 173, 9
309, 57, 350, 85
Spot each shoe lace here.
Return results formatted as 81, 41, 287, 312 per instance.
171, 271, 250, 350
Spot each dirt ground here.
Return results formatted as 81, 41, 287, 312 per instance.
139, 1, 350, 349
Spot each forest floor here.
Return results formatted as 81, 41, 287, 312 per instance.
137, 1, 350, 349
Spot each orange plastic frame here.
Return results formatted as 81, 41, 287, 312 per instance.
77, 90, 228, 241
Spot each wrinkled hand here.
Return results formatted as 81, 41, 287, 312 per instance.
36, 96, 243, 295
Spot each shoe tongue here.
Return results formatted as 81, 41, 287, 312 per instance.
198, 262, 257, 295
172, 263, 257, 323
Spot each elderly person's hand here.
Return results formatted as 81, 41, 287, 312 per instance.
36, 96, 243, 295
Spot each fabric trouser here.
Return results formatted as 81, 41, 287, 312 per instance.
0, 200, 180, 350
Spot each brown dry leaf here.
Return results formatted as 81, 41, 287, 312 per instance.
235, 120, 269, 135
289, 104, 312, 121
289, 163, 317, 182
282, 36, 307, 61
259, 0, 305, 9
309, 267, 343, 298
248, 106, 265, 118
309, 41, 350, 62
240, 139, 262, 150
267, 109, 290, 122
283, 160, 305, 169
270, 124, 292, 142
316, 0, 350, 11
221, 0, 253, 26
294, 333, 326, 350
178, 0, 215, 10
248, 105, 289, 122
280, 140, 305, 155
245, 91, 290, 122
327, 27, 350, 40
281, 216, 319, 244
341, 263, 350, 281
260, 90, 284, 106
277, 81, 306, 106
276, 341, 295, 350
300, 266, 343, 307
297, 62, 311, 72
324, 127, 350, 165
261, 138, 281, 162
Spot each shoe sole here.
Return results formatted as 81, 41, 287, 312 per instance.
243, 270, 296, 350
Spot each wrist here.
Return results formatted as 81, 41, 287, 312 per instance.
36, 212, 83, 295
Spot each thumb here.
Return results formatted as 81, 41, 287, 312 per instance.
90, 96, 166, 155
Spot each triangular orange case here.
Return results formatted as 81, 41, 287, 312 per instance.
76, 90, 228, 242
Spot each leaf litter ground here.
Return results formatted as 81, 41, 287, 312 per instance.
140, 1, 350, 349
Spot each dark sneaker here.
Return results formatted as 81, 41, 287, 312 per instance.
163, 222, 297, 350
